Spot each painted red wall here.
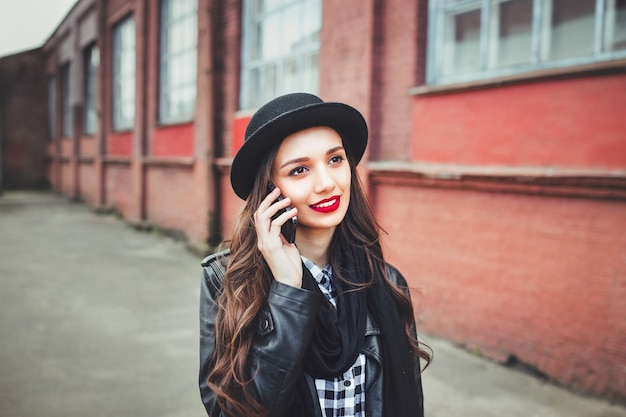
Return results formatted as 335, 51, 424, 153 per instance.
151, 123, 194, 157
107, 132, 133, 156
373, 178, 626, 400
412, 74, 626, 169
231, 115, 251, 156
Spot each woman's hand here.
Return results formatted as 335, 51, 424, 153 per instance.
254, 187, 302, 287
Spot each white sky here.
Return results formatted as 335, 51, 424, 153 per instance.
0, 0, 79, 58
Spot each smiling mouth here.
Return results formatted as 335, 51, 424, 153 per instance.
310, 196, 341, 213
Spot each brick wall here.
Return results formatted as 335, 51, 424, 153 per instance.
320, 0, 374, 117
145, 162, 210, 244
369, 0, 419, 161
412, 74, 626, 168
0, 49, 48, 190
78, 162, 99, 205
214, 0, 243, 159
372, 176, 626, 400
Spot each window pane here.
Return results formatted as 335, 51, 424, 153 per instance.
248, 67, 262, 108
62, 63, 72, 137
606, 0, 626, 51
264, 63, 277, 102
283, 57, 299, 93
159, 0, 198, 123
443, 9, 482, 75
282, 4, 303, 54
491, 0, 532, 68
549, 0, 595, 60
263, 0, 283, 13
303, 52, 318, 93
84, 44, 99, 135
241, 0, 320, 110
304, 0, 321, 46
262, 13, 282, 59
48, 77, 56, 140
112, 16, 135, 131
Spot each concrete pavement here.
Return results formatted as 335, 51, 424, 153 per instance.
0, 190, 624, 417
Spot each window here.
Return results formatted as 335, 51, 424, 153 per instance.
48, 76, 56, 140
84, 44, 99, 135
61, 63, 72, 138
159, 0, 198, 124
240, 0, 321, 110
112, 15, 136, 131
427, 0, 626, 85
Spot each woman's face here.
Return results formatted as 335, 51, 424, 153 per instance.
271, 126, 351, 234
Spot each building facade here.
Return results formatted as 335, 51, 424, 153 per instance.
7, 0, 626, 401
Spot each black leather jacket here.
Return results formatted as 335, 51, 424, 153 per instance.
199, 250, 424, 417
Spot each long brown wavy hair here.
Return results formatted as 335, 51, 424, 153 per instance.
208, 143, 432, 417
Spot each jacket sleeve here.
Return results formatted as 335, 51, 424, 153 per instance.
385, 263, 426, 416
199, 252, 322, 417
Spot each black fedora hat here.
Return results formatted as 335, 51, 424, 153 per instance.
230, 93, 368, 200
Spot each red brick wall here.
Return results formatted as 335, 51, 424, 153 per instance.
144, 163, 210, 244
214, 0, 243, 159
320, 0, 373, 118
412, 74, 626, 168
104, 163, 132, 216
78, 162, 99, 205
0, 49, 48, 189
368, 0, 419, 161
372, 178, 626, 400
217, 165, 242, 242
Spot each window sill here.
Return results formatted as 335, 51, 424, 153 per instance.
156, 119, 194, 128
144, 156, 195, 167
102, 155, 131, 165
410, 58, 626, 96
368, 161, 626, 200
215, 157, 233, 173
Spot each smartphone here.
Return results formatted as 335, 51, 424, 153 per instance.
268, 184, 297, 244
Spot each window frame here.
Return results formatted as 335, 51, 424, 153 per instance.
48, 76, 57, 141
83, 43, 99, 136
112, 15, 136, 132
240, 0, 321, 110
426, 0, 626, 86
158, 0, 198, 125
61, 63, 72, 138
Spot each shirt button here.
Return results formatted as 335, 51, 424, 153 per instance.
344, 380, 351, 387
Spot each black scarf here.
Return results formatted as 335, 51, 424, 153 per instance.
295, 244, 422, 417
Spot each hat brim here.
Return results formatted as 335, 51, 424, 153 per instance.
231, 102, 368, 200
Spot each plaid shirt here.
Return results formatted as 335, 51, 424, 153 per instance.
302, 257, 366, 417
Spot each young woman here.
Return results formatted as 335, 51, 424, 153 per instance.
199, 93, 431, 417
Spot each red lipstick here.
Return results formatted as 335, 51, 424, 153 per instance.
310, 196, 341, 213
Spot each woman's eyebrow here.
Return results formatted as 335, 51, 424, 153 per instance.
279, 146, 346, 169
327, 146, 345, 155
280, 156, 309, 169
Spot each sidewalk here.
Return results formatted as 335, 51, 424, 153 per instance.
0, 190, 624, 417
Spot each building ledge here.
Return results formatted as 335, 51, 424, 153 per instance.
78, 156, 95, 164
409, 58, 626, 96
144, 156, 195, 167
102, 155, 131, 165
215, 157, 233, 173
368, 161, 626, 200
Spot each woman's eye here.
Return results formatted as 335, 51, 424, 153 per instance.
329, 155, 344, 164
289, 166, 307, 176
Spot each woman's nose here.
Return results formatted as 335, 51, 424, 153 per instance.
314, 166, 335, 193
